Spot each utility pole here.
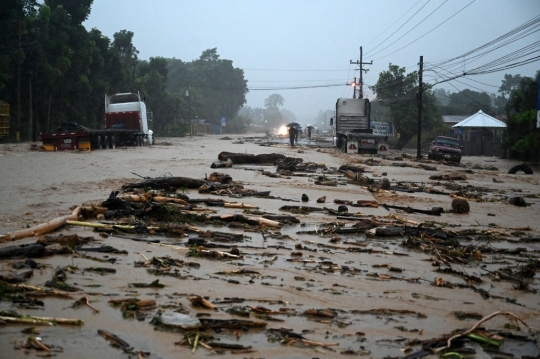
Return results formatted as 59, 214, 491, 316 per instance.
416, 56, 423, 159
350, 46, 372, 99
186, 83, 191, 137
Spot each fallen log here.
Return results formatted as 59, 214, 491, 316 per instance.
217, 152, 287, 164
382, 204, 444, 216
1, 207, 81, 242
98, 329, 132, 351
0, 314, 83, 325
207, 214, 279, 227
279, 205, 324, 213
123, 176, 206, 190
0, 243, 45, 259
199, 318, 267, 329
151, 196, 189, 205
354, 200, 379, 208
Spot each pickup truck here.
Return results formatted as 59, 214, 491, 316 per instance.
428, 136, 462, 163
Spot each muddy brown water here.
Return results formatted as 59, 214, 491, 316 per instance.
1, 135, 539, 358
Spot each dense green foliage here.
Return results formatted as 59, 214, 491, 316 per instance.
502, 72, 540, 161
0, 1, 248, 140
371, 64, 443, 149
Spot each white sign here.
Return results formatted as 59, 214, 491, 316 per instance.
370, 121, 394, 136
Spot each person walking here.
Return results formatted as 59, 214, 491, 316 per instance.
288, 126, 295, 147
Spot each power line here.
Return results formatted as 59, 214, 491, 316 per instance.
244, 68, 349, 72
364, 0, 432, 57
368, 0, 448, 59
429, 15, 540, 68
371, 0, 476, 61
363, 0, 424, 49
429, 24, 540, 74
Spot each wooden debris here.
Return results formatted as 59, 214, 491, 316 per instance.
188, 295, 216, 309
383, 204, 444, 216
98, 329, 132, 351
1, 207, 81, 242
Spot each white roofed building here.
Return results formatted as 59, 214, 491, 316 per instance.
452, 110, 507, 157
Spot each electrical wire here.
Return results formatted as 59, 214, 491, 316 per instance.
368, 0, 448, 59
429, 15, 540, 68
372, 0, 476, 61
364, 0, 431, 57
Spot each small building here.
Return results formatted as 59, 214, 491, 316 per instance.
452, 110, 507, 157
442, 115, 467, 137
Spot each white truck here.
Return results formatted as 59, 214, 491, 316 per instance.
103, 92, 153, 147
41, 92, 153, 151
330, 97, 387, 154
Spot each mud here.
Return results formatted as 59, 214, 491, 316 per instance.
0, 134, 539, 358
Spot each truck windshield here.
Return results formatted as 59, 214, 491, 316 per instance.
110, 94, 139, 104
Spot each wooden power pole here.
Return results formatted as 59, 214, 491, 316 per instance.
350, 47, 372, 99
417, 56, 423, 159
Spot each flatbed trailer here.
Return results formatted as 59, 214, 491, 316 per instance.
41, 127, 148, 151
41, 92, 152, 151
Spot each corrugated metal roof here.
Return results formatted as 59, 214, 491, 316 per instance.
452, 110, 507, 128
442, 115, 467, 123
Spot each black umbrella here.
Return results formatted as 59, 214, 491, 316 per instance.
286, 122, 301, 128
306, 125, 314, 129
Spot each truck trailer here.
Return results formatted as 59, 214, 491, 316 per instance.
41, 92, 153, 151
330, 97, 387, 154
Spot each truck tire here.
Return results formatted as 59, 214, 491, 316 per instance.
508, 164, 533, 175
104, 136, 109, 149
110, 135, 116, 149
97, 136, 103, 150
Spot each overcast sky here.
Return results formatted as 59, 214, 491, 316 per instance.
84, 0, 540, 124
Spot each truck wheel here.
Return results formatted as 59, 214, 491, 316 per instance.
104, 136, 109, 149
97, 136, 103, 150
110, 136, 116, 149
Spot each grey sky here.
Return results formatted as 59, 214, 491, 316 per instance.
84, 0, 540, 124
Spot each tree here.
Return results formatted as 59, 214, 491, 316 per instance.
45, 0, 92, 25
498, 74, 522, 98
445, 89, 493, 115
433, 88, 451, 106
371, 64, 442, 149
263, 93, 284, 128
502, 71, 540, 161
111, 30, 139, 91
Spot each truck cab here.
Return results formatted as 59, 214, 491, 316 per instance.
331, 98, 384, 154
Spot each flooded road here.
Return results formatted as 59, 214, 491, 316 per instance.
1, 135, 539, 358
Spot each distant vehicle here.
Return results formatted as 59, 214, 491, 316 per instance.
330, 97, 388, 154
428, 136, 462, 163
41, 92, 153, 151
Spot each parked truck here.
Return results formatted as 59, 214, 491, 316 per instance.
330, 97, 387, 154
41, 92, 153, 151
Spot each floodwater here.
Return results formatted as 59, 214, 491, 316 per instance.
0, 135, 539, 358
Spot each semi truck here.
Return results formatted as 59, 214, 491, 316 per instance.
41, 92, 153, 151
330, 97, 387, 154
